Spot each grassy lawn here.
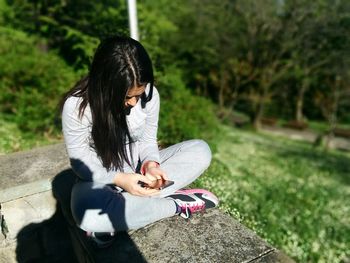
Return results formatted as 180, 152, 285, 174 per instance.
308, 120, 350, 134
0, 116, 62, 155
192, 125, 350, 262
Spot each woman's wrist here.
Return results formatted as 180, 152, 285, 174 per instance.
114, 172, 125, 187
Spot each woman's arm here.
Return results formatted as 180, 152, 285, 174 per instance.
139, 87, 161, 167
138, 87, 170, 181
62, 97, 120, 184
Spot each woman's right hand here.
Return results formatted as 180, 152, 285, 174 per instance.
114, 173, 160, 196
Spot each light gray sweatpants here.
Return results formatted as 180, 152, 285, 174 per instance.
70, 139, 212, 232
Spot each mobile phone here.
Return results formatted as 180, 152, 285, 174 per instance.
139, 179, 174, 189
158, 180, 174, 190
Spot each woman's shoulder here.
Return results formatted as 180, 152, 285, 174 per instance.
64, 95, 82, 107
62, 96, 91, 120
62, 96, 84, 113
62, 96, 92, 129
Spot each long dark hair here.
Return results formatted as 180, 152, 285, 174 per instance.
60, 36, 154, 171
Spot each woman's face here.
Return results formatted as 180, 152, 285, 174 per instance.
124, 85, 146, 109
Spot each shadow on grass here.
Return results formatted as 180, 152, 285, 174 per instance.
274, 148, 350, 186
240, 133, 350, 186
280, 151, 350, 185
16, 169, 147, 263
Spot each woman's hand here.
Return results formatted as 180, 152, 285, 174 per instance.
145, 167, 169, 182
143, 161, 169, 181
114, 172, 160, 196
144, 167, 169, 189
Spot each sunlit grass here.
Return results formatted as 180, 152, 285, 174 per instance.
308, 120, 350, 134
0, 116, 62, 154
192, 125, 350, 262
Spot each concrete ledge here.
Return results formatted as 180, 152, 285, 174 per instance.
128, 209, 293, 263
0, 143, 69, 190
0, 144, 294, 263
1, 190, 56, 241
0, 179, 52, 203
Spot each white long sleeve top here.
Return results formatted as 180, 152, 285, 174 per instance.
61, 85, 160, 184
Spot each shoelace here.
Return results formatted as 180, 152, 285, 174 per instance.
179, 200, 206, 219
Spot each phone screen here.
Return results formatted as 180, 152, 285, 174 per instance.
159, 180, 174, 190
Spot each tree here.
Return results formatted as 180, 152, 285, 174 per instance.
143, 0, 242, 108
234, 0, 291, 129
313, 0, 350, 148
6, 0, 129, 69
281, 0, 336, 122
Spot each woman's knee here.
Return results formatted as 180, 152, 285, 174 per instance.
190, 139, 212, 169
71, 182, 121, 232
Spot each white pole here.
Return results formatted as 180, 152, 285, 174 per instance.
127, 0, 139, 41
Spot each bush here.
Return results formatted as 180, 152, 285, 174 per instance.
0, 26, 78, 133
0, 0, 14, 25
156, 67, 220, 151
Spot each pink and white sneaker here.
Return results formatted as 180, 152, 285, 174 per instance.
166, 189, 219, 219
175, 188, 216, 196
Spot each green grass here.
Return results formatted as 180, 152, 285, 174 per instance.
0, 116, 62, 154
192, 125, 350, 262
308, 120, 350, 134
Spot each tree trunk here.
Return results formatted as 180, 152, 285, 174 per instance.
218, 84, 225, 109
218, 68, 227, 109
229, 77, 241, 112
203, 80, 208, 97
253, 96, 264, 130
324, 130, 334, 150
195, 82, 201, 96
325, 82, 340, 150
229, 98, 237, 113
295, 83, 307, 122
295, 89, 304, 122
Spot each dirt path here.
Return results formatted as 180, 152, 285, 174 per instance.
261, 125, 350, 151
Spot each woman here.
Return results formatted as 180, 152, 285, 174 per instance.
61, 36, 218, 244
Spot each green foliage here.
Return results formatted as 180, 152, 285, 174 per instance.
0, 26, 78, 133
7, 0, 128, 69
0, 113, 61, 154
138, 1, 179, 70
57, 25, 99, 70
0, 0, 14, 24
192, 125, 350, 262
156, 67, 220, 151
140, 0, 350, 129
36, 15, 101, 70
5, 0, 350, 127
